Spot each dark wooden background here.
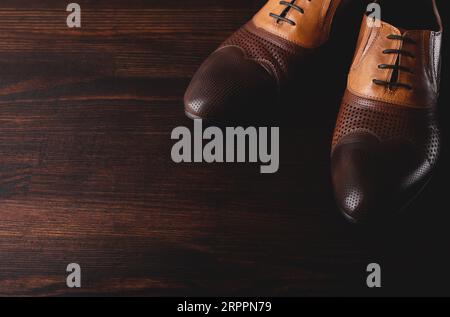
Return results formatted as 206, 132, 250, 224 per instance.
0, 0, 449, 296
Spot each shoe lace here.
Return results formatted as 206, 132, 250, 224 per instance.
269, 0, 312, 26
372, 34, 417, 91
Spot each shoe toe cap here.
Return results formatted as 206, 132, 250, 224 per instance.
332, 133, 433, 224
184, 45, 277, 120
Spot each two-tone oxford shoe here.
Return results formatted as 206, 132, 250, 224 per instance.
331, 0, 443, 223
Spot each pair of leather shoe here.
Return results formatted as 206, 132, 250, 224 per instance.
184, 0, 444, 224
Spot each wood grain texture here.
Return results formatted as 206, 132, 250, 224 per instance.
0, 0, 449, 296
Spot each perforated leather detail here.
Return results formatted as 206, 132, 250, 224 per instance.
221, 22, 308, 84
344, 188, 365, 213
333, 90, 440, 165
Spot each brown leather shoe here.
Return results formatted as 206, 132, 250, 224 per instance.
331, 0, 443, 223
184, 0, 345, 120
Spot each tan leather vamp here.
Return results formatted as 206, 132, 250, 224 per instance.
252, 0, 341, 49
348, 16, 442, 108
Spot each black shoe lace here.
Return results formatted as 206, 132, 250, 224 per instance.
372, 34, 417, 91
269, 0, 311, 26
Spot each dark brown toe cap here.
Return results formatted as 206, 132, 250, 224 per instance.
184, 46, 277, 120
331, 132, 433, 224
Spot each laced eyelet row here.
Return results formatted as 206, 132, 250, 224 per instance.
372, 34, 417, 91
269, 0, 312, 26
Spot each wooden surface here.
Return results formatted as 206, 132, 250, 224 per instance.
0, 0, 449, 296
